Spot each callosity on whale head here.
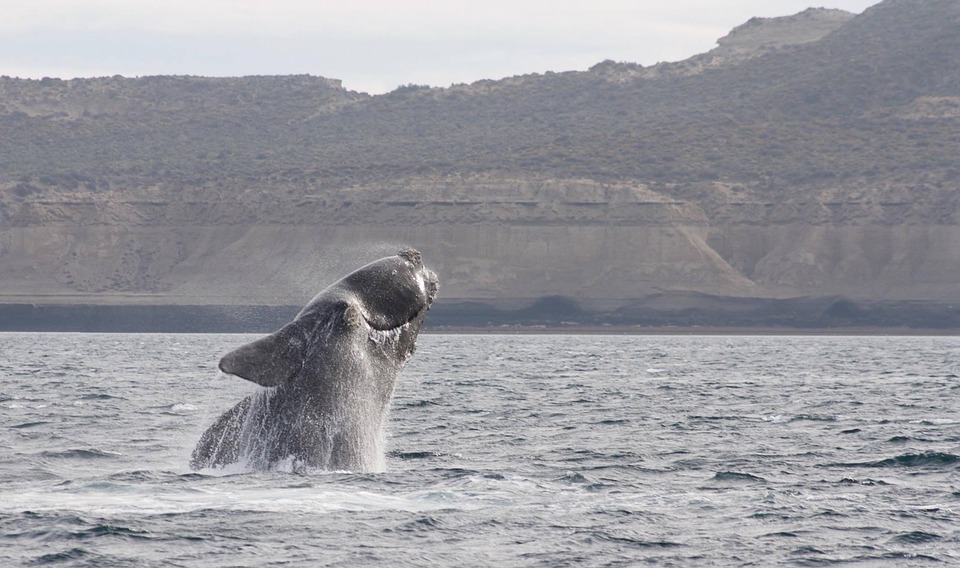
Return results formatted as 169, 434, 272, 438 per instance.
191, 248, 438, 472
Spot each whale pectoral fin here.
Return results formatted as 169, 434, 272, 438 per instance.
219, 321, 307, 387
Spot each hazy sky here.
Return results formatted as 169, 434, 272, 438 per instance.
4, 0, 880, 94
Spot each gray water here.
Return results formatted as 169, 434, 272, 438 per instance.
1, 332, 958, 566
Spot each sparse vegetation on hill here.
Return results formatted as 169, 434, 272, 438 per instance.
1, 2, 958, 197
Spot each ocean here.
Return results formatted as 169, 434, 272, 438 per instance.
1, 332, 958, 566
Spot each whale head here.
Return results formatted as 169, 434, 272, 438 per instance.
332, 247, 439, 335
218, 248, 438, 387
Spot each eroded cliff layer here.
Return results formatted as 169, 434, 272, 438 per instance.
2, 177, 957, 309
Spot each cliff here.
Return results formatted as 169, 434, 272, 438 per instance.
1, 0, 959, 329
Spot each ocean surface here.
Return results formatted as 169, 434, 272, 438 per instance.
1, 332, 958, 567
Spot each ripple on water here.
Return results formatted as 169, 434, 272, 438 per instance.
829, 452, 960, 469
38, 449, 122, 460
710, 471, 767, 484
2, 333, 960, 567
890, 531, 942, 545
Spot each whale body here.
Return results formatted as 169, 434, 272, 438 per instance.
190, 248, 438, 472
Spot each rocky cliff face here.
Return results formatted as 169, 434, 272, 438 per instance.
3, 175, 957, 310
1, 0, 959, 323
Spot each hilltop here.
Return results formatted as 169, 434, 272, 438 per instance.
1, 0, 959, 330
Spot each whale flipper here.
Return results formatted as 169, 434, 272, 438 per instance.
219, 321, 308, 387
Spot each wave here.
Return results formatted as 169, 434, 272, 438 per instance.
11, 522, 155, 542
572, 529, 682, 548
149, 402, 198, 415
790, 414, 839, 423
887, 435, 936, 444
553, 471, 610, 492
388, 450, 446, 460
827, 451, 960, 469
83, 523, 153, 540
761, 531, 800, 538
392, 515, 443, 534
78, 393, 125, 401
39, 449, 121, 460
712, 471, 767, 483
32, 547, 92, 564
591, 418, 630, 425
105, 470, 184, 483
401, 399, 440, 408
10, 421, 52, 429
837, 477, 890, 486
890, 531, 942, 544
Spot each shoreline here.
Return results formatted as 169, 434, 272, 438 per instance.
1, 302, 958, 335
425, 325, 960, 336
2, 323, 958, 336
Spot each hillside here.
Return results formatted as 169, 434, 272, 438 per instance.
1, 0, 959, 329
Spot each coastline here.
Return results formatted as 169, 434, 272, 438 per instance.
425, 325, 960, 336
2, 302, 958, 335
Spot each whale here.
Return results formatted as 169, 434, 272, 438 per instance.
190, 248, 438, 472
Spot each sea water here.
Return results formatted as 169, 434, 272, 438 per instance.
1, 332, 958, 566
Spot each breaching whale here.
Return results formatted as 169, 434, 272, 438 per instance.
190, 248, 438, 472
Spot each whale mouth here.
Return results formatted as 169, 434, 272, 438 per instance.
363, 300, 431, 332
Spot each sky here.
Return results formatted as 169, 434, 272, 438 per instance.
4, 0, 881, 94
